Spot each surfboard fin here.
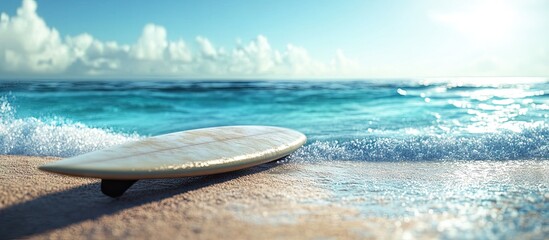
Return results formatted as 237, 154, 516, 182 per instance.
101, 179, 138, 197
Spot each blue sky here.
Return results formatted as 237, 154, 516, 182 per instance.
0, 0, 547, 79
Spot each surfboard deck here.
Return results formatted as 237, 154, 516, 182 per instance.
38, 125, 306, 197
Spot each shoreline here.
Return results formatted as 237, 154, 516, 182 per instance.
0, 155, 386, 239
1, 155, 547, 239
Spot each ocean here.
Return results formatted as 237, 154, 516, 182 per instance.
1, 78, 548, 159
1, 78, 548, 238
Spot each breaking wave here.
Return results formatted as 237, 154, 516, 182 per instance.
0, 97, 141, 157
287, 125, 549, 162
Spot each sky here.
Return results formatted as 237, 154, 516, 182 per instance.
0, 0, 547, 79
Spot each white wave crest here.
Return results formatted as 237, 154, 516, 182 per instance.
0, 98, 141, 157
286, 125, 549, 162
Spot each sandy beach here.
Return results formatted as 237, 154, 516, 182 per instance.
1, 155, 547, 239
0, 155, 394, 239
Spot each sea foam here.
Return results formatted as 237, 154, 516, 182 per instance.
287, 125, 549, 162
0, 97, 141, 157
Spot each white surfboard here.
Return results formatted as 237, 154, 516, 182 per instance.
39, 125, 306, 197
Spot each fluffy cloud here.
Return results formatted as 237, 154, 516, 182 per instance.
168, 40, 192, 63
131, 24, 168, 61
196, 36, 218, 59
229, 35, 279, 74
0, 0, 359, 78
0, 0, 71, 73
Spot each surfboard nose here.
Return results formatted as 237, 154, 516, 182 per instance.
38, 161, 67, 174
38, 160, 89, 176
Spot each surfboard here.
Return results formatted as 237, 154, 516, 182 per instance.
38, 125, 306, 197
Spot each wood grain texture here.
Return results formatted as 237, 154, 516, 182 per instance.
38, 126, 306, 179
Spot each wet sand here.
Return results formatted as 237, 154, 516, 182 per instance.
1, 155, 547, 239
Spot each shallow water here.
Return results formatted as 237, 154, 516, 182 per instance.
276, 160, 548, 239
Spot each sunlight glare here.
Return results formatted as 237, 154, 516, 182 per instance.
433, 1, 521, 45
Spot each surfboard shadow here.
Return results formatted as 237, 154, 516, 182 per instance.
0, 162, 279, 239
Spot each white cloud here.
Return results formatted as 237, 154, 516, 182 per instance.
0, 0, 72, 73
229, 35, 277, 74
168, 40, 192, 62
196, 36, 218, 59
65, 34, 130, 75
0, 0, 360, 78
285, 44, 316, 75
131, 24, 168, 61
225, 35, 360, 77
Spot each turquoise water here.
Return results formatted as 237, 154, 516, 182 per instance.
1, 78, 548, 238
1, 79, 548, 159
